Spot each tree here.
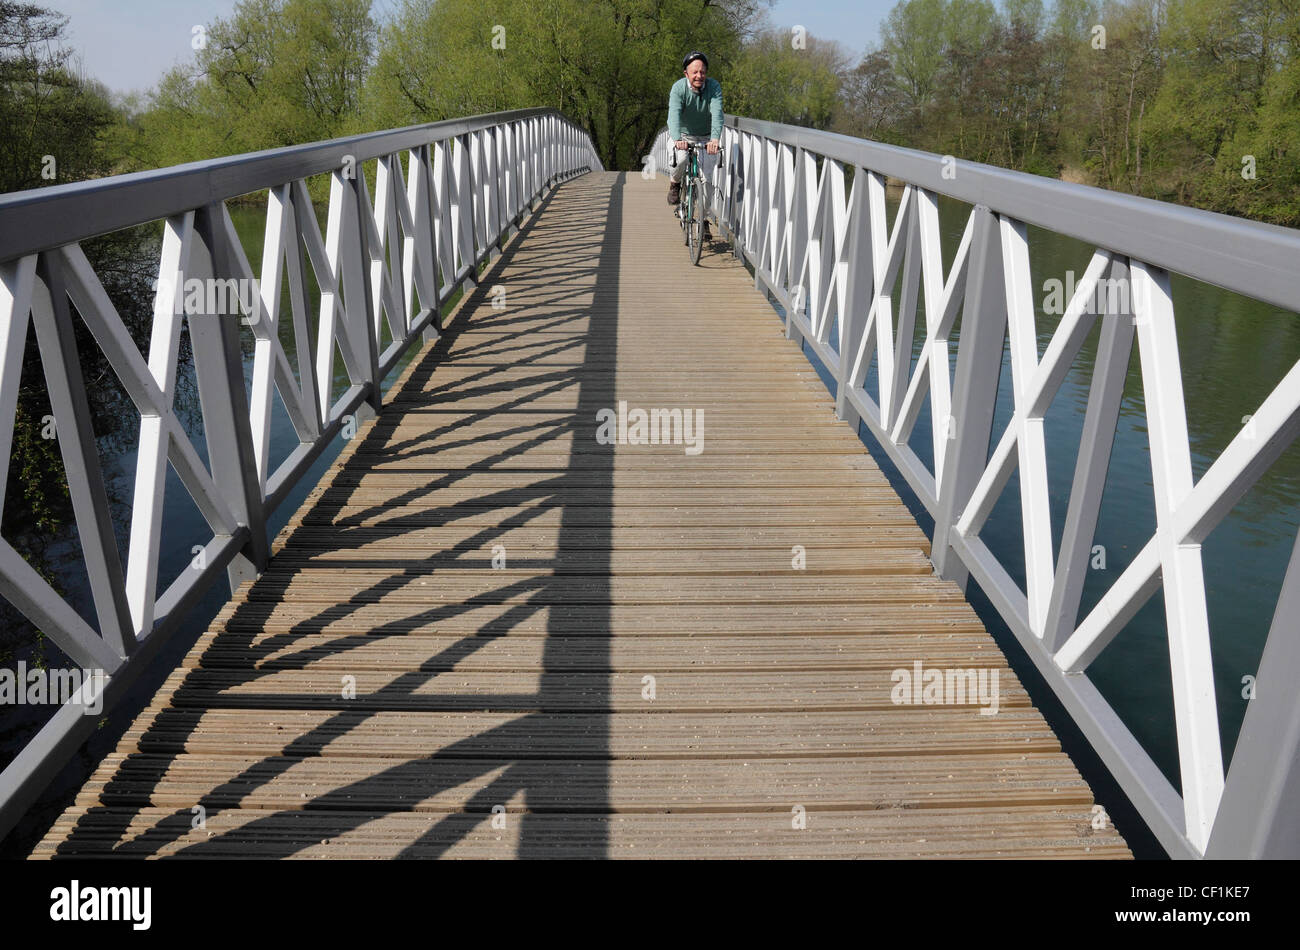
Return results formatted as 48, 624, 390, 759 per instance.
1228, 9, 1300, 223
927, 16, 1060, 172
836, 49, 908, 141
0, 3, 166, 653
881, 0, 948, 114
1143, 0, 1300, 223
0, 2, 118, 192
137, 0, 375, 168
364, 0, 771, 171
1056, 0, 1164, 191
727, 27, 850, 129
1005, 0, 1046, 33
363, 0, 527, 130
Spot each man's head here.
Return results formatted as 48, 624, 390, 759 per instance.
682, 51, 708, 92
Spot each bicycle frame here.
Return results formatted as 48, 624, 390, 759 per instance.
674, 142, 721, 263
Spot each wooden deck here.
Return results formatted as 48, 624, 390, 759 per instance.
33, 171, 1129, 858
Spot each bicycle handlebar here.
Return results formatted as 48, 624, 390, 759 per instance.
670, 140, 723, 168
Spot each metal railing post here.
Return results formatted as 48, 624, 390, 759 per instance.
931, 205, 1006, 588
190, 202, 272, 591
1042, 258, 1134, 653
834, 167, 872, 430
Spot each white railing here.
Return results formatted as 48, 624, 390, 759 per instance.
653, 118, 1300, 859
0, 108, 600, 840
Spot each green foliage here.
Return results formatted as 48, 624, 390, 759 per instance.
0, 4, 181, 655
1142, 0, 1300, 221
1005, 0, 1047, 32
1051, 0, 1101, 39
6, 398, 65, 538
835, 0, 1300, 226
1237, 50, 1300, 222
364, 0, 763, 170
944, 0, 1000, 52
727, 28, 850, 127
881, 0, 949, 111
363, 0, 528, 129
8, 0, 1300, 253
0, 3, 119, 192
835, 50, 908, 141
133, 0, 375, 169
1058, 0, 1163, 191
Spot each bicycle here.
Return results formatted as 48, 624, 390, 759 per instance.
671, 141, 722, 265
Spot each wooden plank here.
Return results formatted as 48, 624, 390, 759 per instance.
150, 668, 1031, 713
215, 602, 986, 636
115, 708, 1066, 758
344, 453, 886, 471
33, 806, 1128, 859
265, 550, 934, 575
319, 468, 891, 488
183, 632, 1011, 671
233, 574, 963, 606
274, 523, 929, 548
294, 504, 929, 528
73, 752, 1099, 812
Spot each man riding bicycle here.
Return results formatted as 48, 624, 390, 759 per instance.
666, 51, 722, 241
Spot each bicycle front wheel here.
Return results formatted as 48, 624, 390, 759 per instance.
681, 182, 694, 248
689, 182, 704, 265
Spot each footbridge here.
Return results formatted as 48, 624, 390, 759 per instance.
1, 108, 1297, 859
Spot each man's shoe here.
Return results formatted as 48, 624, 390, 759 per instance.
702, 223, 712, 241
667, 182, 680, 205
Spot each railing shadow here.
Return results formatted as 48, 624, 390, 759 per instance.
54, 172, 623, 858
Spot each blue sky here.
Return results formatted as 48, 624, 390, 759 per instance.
52, 0, 895, 96
766, 0, 894, 57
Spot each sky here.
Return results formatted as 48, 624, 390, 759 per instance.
49, 0, 896, 97
766, 0, 894, 58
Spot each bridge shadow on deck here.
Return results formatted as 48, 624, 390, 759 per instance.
56, 173, 623, 858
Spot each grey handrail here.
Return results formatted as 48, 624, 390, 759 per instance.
0, 109, 560, 260
722, 115, 1300, 313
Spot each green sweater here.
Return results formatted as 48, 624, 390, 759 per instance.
667, 76, 723, 141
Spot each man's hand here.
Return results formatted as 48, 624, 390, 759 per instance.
675, 139, 689, 150
706, 140, 720, 154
